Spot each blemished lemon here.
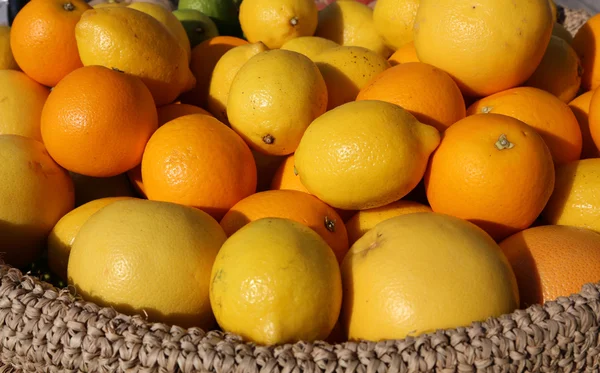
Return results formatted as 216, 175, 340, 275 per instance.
0, 26, 19, 70
373, 0, 420, 50
280, 36, 339, 60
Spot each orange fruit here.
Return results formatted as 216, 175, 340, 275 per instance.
569, 90, 598, 159
424, 113, 555, 241
157, 103, 212, 126
220, 189, 349, 263
356, 62, 466, 132
587, 88, 600, 153
179, 36, 249, 108
572, 13, 600, 91
270, 154, 309, 193
499, 225, 600, 308
387, 41, 419, 66
10, 0, 92, 87
467, 87, 582, 165
40, 66, 158, 177
141, 114, 257, 221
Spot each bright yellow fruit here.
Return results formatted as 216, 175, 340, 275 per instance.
0, 135, 74, 268
341, 212, 519, 341
209, 217, 342, 345
280, 36, 339, 60
373, 0, 420, 50
549, 0, 557, 22
207, 42, 269, 124
239, 0, 318, 49
314, 46, 390, 110
542, 158, 600, 233
315, 0, 391, 58
294, 100, 440, 210
413, 0, 553, 97
227, 49, 328, 156
0, 26, 18, 70
0, 70, 50, 141
75, 7, 196, 106
48, 196, 135, 281
68, 198, 227, 329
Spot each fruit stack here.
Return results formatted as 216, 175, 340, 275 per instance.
0, 0, 600, 371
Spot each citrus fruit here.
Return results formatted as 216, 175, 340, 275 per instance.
588, 87, 600, 153
68, 198, 227, 329
157, 103, 212, 126
141, 114, 257, 221
0, 135, 74, 269
373, 0, 419, 50
207, 42, 269, 124
176, 0, 241, 37
270, 154, 309, 193
552, 22, 573, 44
239, 0, 318, 49
314, 46, 390, 110
251, 150, 285, 193
48, 196, 135, 281
572, 13, 600, 91
424, 113, 555, 241
280, 36, 338, 60
569, 91, 598, 159
209, 217, 342, 345
341, 212, 519, 341
499, 225, 600, 308
315, 0, 391, 58
40, 66, 158, 177
387, 41, 419, 66
220, 189, 349, 263
467, 87, 582, 165
356, 62, 466, 132
0, 26, 18, 70
69, 172, 137, 206
294, 100, 440, 211
413, 0, 553, 97
75, 7, 195, 106
542, 158, 600, 233
0, 70, 50, 141
172, 9, 219, 48
227, 49, 328, 156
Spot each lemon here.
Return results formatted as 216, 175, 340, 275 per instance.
227, 49, 328, 156
48, 196, 135, 281
280, 36, 339, 60
68, 198, 227, 329
239, 0, 318, 49
373, 0, 420, 50
207, 42, 269, 124
294, 100, 440, 210
75, 7, 196, 106
314, 46, 390, 110
0, 26, 18, 70
315, 0, 391, 58
209, 217, 342, 345
127, 2, 192, 62
342, 212, 519, 341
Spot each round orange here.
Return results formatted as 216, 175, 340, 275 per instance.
157, 103, 212, 126
572, 13, 600, 91
356, 62, 466, 132
10, 0, 92, 87
586, 87, 600, 153
220, 189, 349, 263
270, 154, 309, 193
424, 113, 555, 241
467, 86, 582, 165
499, 225, 600, 308
387, 41, 419, 66
141, 113, 257, 220
569, 90, 598, 159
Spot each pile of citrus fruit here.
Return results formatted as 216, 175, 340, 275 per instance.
1, 0, 600, 347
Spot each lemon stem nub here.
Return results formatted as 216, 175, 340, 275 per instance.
63, 2, 75, 11
290, 17, 299, 26
495, 134, 514, 150
263, 134, 275, 144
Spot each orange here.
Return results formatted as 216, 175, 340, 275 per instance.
587, 88, 600, 153
499, 225, 600, 308
179, 36, 249, 108
220, 189, 349, 263
356, 62, 466, 132
10, 0, 92, 87
141, 114, 257, 221
387, 41, 419, 66
424, 113, 555, 241
40, 66, 158, 177
270, 154, 309, 193
569, 90, 598, 159
467, 87, 582, 165
157, 103, 212, 126
572, 14, 600, 91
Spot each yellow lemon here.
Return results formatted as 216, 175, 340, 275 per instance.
294, 100, 440, 210
0, 70, 50, 141
342, 212, 519, 341
239, 0, 318, 49
315, 0, 391, 58
552, 22, 573, 44
68, 198, 227, 329
227, 49, 327, 156
207, 42, 269, 124
48, 196, 135, 281
373, 0, 420, 50
542, 158, 600, 233
280, 36, 339, 60
0, 26, 18, 70
209, 217, 342, 345
314, 45, 390, 110
549, 0, 558, 22
413, 0, 553, 97
388, 40, 419, 65
75, 7, 196, 106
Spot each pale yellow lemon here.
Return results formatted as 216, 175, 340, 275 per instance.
294, 100, 440, 210
0, 26, 18, 70
209, 217, 342, 345
280, 36, 339, 60
373, 0, 420, 50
